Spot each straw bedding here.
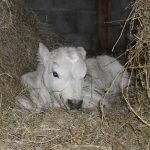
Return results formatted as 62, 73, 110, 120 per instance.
0, 0, 149, 149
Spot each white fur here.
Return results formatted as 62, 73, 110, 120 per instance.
82, 55, 129, 108
17, 43, 129, 111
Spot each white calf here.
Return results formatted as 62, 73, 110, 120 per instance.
17, 43, 129, 111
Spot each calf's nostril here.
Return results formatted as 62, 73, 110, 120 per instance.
68, 99, 73, 105
77, 100, 83, 107
67, 99, 83, 110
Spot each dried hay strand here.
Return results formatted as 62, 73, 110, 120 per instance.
0, 0, 150, 150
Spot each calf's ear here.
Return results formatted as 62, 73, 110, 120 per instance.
77, 47, 86, 60
38, 43, 50, 64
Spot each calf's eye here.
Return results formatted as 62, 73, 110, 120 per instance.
53, 71, 59, 78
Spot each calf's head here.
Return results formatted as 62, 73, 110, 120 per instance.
38, 43, 87, 109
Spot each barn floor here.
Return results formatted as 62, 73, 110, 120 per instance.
0, 98, 149, 150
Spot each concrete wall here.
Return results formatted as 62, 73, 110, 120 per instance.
25, 0, 98, 53
24, 0, 131, 55
109, 0, 131, 54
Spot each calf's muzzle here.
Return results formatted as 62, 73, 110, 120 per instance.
67, 99, 83, 110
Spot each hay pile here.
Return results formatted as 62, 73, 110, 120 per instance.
0, 0, 149, 150
125, 0, 150, 127
0, 0, 67, 107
